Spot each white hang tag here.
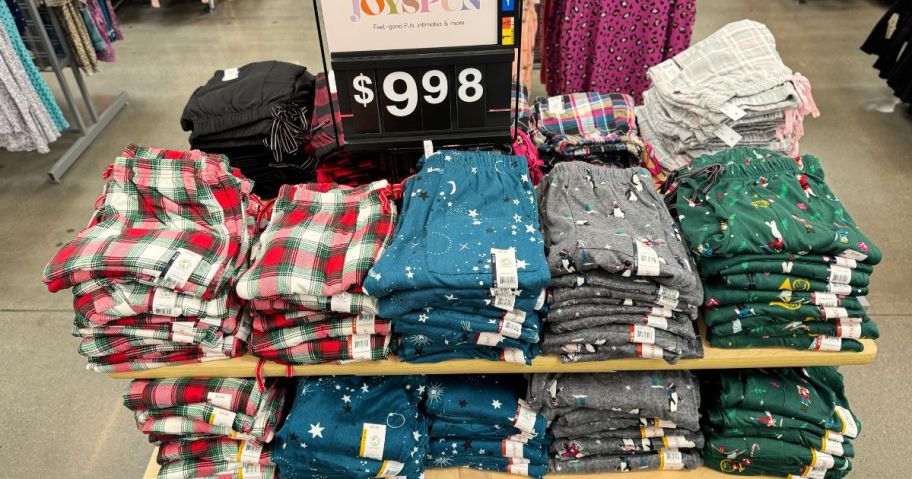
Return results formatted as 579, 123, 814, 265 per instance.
491, 248, 519, 289
376, 460, 404, 477
507, 431, 534, 444
834, 406, 859, 438
822, 306, 848, 319
719, 102, 747, 121
330, 292, 353, 313
635, 243, 661, 276
476, 332, 504, 347
152, 289, 180, 317
327, 69, 338, 94
649, 307, 674, 317
359, 423, 387, 460
501, 320, 523, 339
645, 315, 668, 330
206, 392, 233, 410
423, 140, 434, 158
640, 426, 664, 438
715, 124, 742, 147
806, 466, 827, 479
513, 403, 538, 433
813, 293, 839, 307
623, 298, 634, 306
354, 314, 377, 335
502, 439, 525, 458
239, 440, 264, 464
629, 324, 656, 344
660, 448, 684, 470
547, 96, 565, 114
812, 336, 842, 352
655, 419, 677, 429
351, 334, 373, 359
836, 318, 862, 339
834, 256, 857, 269
241, 464, 263, 479
493, 294, 517, 311
829, 266, 852, 284
637, 343, 664, 359
160, 248, 203, 290
622, 438, 636, 449
823, 439, 844, 457
838, 249, 868, 261
503, 309, 527, 324
501, 347, 526, 364
732, 319, 743, 334
828, 283, 852, 295
663, 436, 695, 449
208, 407, 237, 427
656, 286, 680, 308
222, 67, 239, 81
813, 451, 835, 469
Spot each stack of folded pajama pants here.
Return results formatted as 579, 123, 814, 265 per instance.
538, 162, 704, 363
236, 181, 400, 365
423, 375, 551, 478
272, 375, 428, 479
637, 19, 820, 172
665, 147, 882, 352
363, 151, 550, 365
124, 378, 286, 479
702, 367, 859, 478
528, 372, 704, 474
530, 92, 662, 179
42, 146, 258, 373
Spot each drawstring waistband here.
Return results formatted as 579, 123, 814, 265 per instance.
660, 163, 726, 212
265, 103, 309, 164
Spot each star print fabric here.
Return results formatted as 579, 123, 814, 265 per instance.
538, 162, 703, 363
424, 375, 550, 478
528, 372, 703, 473
41, 146, 258, 373
702, 367, 859, 478
124, 378, 284, 479
665, 147, 881, 353
272, 375, 428, 479
363, 150, 549, 364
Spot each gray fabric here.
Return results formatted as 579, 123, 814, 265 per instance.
557, 338, 704, 364
548, 297, 697, 321
547, 302, 681, 323
550, 271, 703, 307
528, 372, 701, 421
546, 310, 696, 338
549, 286, 700, 318
539, 163, 700, 291
551, 427, 703, 441
555, 411, 700, 433
551, 434, 705, 458
550, 450, 703, 473
542, 324, 695, 354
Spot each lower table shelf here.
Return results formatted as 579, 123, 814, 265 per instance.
141, 449, 765, 479
110, 338, 877, 379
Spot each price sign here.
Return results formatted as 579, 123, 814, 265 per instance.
332, 48, 514, 148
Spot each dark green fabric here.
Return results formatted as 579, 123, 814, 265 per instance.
704, 282, 866, 309
710, 317, 879, 339
722, 272, 869, 293
698, 254, 874, 278
704, 436, 852, 477
709, 334, 865, 351
703, 303, 866, 327
673, 148, 882, 265
706, 424, 855, 457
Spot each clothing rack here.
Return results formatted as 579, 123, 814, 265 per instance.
16, 0, 128, 182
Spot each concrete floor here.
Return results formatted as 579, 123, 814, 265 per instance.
0, 0, 906, 477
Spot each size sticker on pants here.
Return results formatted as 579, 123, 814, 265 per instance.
500, 320, 523, 339
656, 286, 680, 308
812, 451, 835, 469
663, 436, 696, 448
208, 407, 237, 427
330, 292, 353, 312
835, 406, 859, 438
241, 464, 263, 479
635, 242, 661, 276
838, 249, 868, 261
152, 288, 180, 316
354, 314, 377, 335
491, 248, 519, 289
821, 306, 847, 319
659, 448, 684, 470
833, 256, 857, 268
359, 423, 387, 460
351, 334, 373, 359
836, 318, 862, 339
812, 293, 839, 307
629, 324, 656, 344
645, 315, 668, 330
512, 404, 538, 433
823, 439, 844, 457
507, 463, 529, 476
160, 248, 203, 290
637, 343, 664, 359
811, 336, 842, 352
238, 440, 263, 464
207, 392, 233, 410
640, 426, 664, 438
500, 347, 526, 364
493, 293, 516, 311
828, 283, 852, 295
502, 439, 525, 458
476, 332, 504, 346
503, 309, 527, 324
649, 307, 673, 317
828, 266, 852, 284
376, 460, 404, 477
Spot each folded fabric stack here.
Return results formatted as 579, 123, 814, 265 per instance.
236, 181, 400, 365
424, 375, 550, 478
702, 367, 859, 478
530, 92, 662, 180
181, 61, 318, 198
664, 147, 882, 351
528, 372, 704, 474
42, 146, 258, 372
272, 375, 428, 479
538, 162, 703, 363
363, 150, 550, 365
124, 378, 286, 479
637, 19, 820, 172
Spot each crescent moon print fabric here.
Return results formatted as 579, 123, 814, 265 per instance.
664, 147, 882, 352
364, 150, 551, 365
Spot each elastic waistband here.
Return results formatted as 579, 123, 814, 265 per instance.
284, 180, 391, 203
689, 148, 815, 180
419, 150, 530, 175
549, 161, 648, 182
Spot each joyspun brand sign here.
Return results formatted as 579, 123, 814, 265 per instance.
320, 0, 496, 52
349, 0, 482, 22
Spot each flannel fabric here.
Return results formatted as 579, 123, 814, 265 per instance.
252, 334, 392, 364
157, 438, 272, 465
74, 277, 232, 322
272, 375, 428, 479
124, 378, 264, 416
249, 291, 378, 316
157, 460, 277, 479
249, 315, 391, 353
304, 72, 343, 160
251, 309, 375, 333
237, 181, 396, 300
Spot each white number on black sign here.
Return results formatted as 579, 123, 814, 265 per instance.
357, 69, 485, 118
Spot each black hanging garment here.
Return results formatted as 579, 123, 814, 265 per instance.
862, 0, 912, 103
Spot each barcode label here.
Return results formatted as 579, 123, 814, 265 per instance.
640, 426, 664, 438
351, 334, 373, 359
507, 463, 529, 476
635, 242, 661, 276
629, 324, 656, 344
623, 298, 634, 306
829, 266, 852, 284
645, 315, 668, 330
359, 423, 387, 460
822, 306, 848, 319
242, 464, 263, 479
663, 436, 695, 448
493, 294, 516, 311
239, 440, 263, 464
807, 466, 828, 479
656, 286, 680, 308
476, 332, 504, 346
377, 461, 404, 478
152, 289, 179, 316
534, 290, 546, 310
501, 320, 523, 339
354, 314, 377, 335
828, 283, 852, 295
660, 448, 684, 470
206, 392, 233, 410
813, 293, 839, 307
159, 248, 203, 290
834, 256, 857, 268
330, 292, 353, 312
649, 307, 674, 317
503, 309, 527, 324
491, 248, 519, 289
732, 319, 743, 334
171, 322, 196, 343
513, 404, 538, 433
637, 343, 664, 359
423, 140, 434, 158
823, 439, 844, 457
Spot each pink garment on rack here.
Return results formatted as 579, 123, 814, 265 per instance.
778, 73, 820, 155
